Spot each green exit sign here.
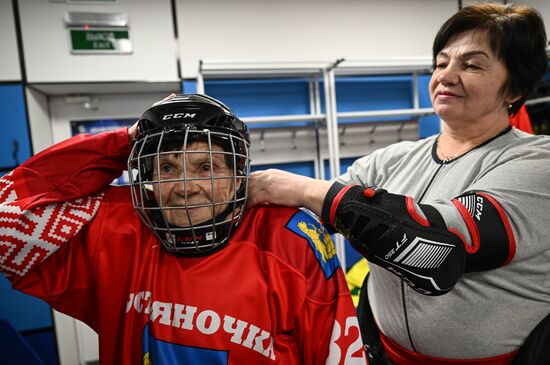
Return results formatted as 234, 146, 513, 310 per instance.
70, 28, 132, 54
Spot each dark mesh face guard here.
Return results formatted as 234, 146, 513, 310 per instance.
128, 128, 250, 255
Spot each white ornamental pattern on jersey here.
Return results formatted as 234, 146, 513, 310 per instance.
0, 171, 102, 278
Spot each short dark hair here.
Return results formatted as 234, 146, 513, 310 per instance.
433, 3, 548, 115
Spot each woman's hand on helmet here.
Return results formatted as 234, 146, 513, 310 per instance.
128, 122, 139, 143
128, 93, 177, 143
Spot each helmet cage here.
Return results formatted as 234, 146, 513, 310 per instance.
128, 126, 250, 255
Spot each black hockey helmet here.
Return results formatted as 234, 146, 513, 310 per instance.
128, 94, 250, 255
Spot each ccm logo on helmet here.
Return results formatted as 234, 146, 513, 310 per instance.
162, 113, 196, 120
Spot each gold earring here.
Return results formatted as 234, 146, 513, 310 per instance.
508, 103, 513, 109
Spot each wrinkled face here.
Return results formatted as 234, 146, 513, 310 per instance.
429, 31, 512, 125
152, 141, 240, 227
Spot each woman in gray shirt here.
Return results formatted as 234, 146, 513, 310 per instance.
248, 3, 550, 364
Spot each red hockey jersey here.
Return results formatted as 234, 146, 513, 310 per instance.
0, 129, 366, 365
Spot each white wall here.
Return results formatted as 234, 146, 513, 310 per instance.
18, 0, 179, 83
0, 1, 22, 81
176, 0, 459, 78
25, 87, 52, 154
12, 0, 550, 83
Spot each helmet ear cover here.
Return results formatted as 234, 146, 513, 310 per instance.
128, 94, 250, 256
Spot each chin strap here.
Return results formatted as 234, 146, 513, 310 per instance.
148, 190, 246, 256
